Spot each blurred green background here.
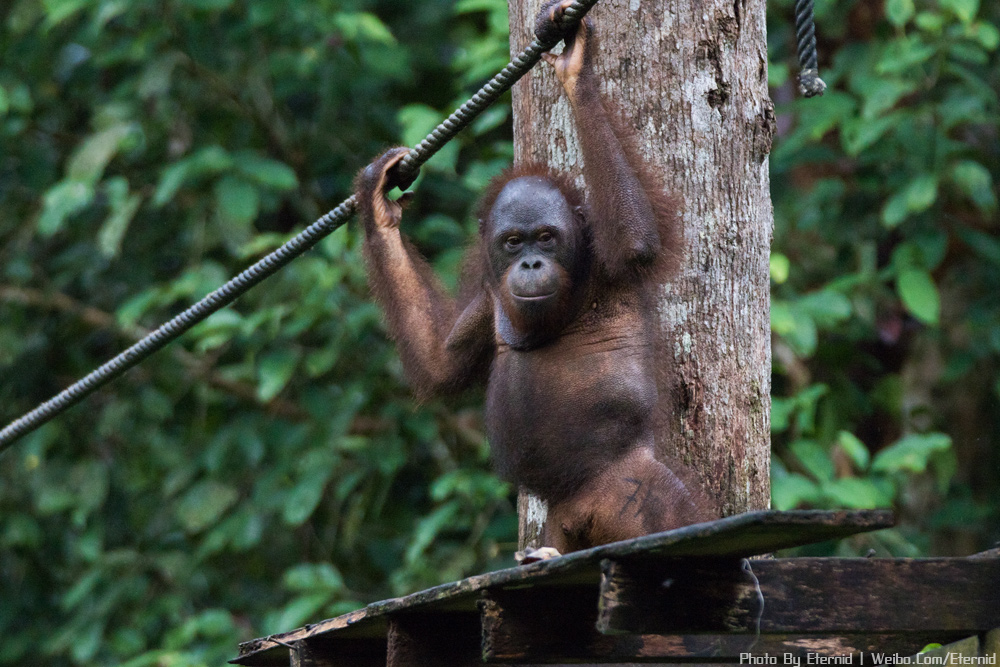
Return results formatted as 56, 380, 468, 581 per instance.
0, 0, 997, 664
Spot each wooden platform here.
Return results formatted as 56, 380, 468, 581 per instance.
226, 509, 1000, 665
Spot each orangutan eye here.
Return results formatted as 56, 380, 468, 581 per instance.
538, 232, 553, 243
505, 236, 522, 250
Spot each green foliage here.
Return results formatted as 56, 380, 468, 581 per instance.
2, 0, 999, 663
1, 0, 514, 664
768, 0, 1000, 555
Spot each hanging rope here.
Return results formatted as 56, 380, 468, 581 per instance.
0, 0, 601, 454
794, 0, 826, 97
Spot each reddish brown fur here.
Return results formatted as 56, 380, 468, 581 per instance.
354, 2, 715, 554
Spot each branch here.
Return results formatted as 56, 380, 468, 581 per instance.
0, 285, 362, 425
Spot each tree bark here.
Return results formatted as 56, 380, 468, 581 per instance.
510, 0, 775, 548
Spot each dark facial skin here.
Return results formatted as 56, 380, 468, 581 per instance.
355, 0, 714, 557
491, 177, 576, 298
485, 176, 590, 348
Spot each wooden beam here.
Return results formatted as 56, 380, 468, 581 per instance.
233, 511, 894, 665
480, 584, 957, 663
386, 612, 482, 667
481, 586, 604, 662
289, 638, 386, 667
598, 557, 1000, 636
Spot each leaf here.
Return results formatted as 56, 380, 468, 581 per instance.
789, 439, 835, 482
771, 396, 796, 433
940, 0, 978, 23
885, 0, 915, 27
876, 36, 937, 74
152, 161, 191, 207
283, 563, 344, 593
797, 91, 856, 140
98, 178, 142, 258
257, 348, 300, 402
836, 431, 871, 470
957, 228, 1000, 266
891, 238, 943, 273
771, 301, 818, 357
842, 114, 897, 156
181, 0, 235, 9
332, 12, 396, 44
190, 309, 243, 352
265, 594, 330, 635
799, 290, 852, 327
948, 41, 989, 65
67, 124, 135, 184
397, 104, 459, 172
471, 104, 510, 136
881, 191, 910, 229
214, 176, 259, 227
950, 160, 997, 213
282, 453, 334, 526
153, 146, 233, 206
38, 181, 94, 237
914, 12, 944, 32
823, 478, 889, 508
138, 53, 184, 99
454, 0, 505, 12
896, 269, 940, 324
234, 153, 298, 191
904, 174, 939, 212
175, 481, 239, 534
871, 433, 952, 474
398, 104, 442, 148
881, 174, 938, 227
42, 0, 89, 27
770, 253, 790, 283
972, 22, 1000, 50
406, 503, 461, 563
62, 569, 102, 611
771, 473, 822, 510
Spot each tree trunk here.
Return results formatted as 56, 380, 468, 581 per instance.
510, 0, 775, 548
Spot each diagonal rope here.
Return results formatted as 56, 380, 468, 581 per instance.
0, 0, 601, 454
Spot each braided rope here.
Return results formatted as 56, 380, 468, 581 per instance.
794, 0, 826, 97
0, 0, 601, 453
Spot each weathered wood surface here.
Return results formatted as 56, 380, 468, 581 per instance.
232, 510, 891, 665
598, 557, 1000, 635
480, 584, 964, 663
234, 558, 1000, 665
288, 637, 385, 667
386, 613, 482, 667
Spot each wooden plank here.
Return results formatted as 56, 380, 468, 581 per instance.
230, 636, 386, 667
480, 584, 954, 663
481, 586, 603, 662
292, 638, 386, 667
386, 612, 482, 667
289, 640, 333, 667
598, 557, 1000, 636
233, 510, 893, 665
